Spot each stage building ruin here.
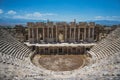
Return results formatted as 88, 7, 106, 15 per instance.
26, 21, 96, 54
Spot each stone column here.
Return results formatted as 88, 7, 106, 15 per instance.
52, 27, 53, 39
88, 27, 90, 39
70, 27, 71, 41
92, 28, 94, 40
84, 28, 86, 40
28, 28, 30, 41
57, 47, 59, 54
56, 26, 58, 42
67, 47, 69, 54
43, 27, 44, 41
78, 28, 80, 42
65, 47, 68, 54
76, 47, 77, 54
74, 28, 76, 42
39, 48, 41, 54
49, 28, 51, 38
53, 47, 54, 54
76, 48, 78, 54
48, 47, 50, 54
43, 48, 45, 54
65, 27, 67, 42
82, 33, 84, 40
68, 47, 69, 54
47, 27, 49, 38
62, 48, 64, 54
37, 28, 39, 42
71, 47, 72, 54
32, 28, 34, 42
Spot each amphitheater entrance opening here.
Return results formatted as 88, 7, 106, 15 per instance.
86, 48, 90, 51
31, 46, 91, 71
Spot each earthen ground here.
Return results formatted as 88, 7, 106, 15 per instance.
32, 54, 89, 71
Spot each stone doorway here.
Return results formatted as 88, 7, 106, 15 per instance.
58, 30, 64, 42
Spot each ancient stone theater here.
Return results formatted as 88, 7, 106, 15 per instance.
0, 21, 120, 80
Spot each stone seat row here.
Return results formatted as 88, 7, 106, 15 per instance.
91, 38, 113, 53
0, 29, 31, 55
0, 30, 32, 60
0, 63, 47, 80
0, 51, 119, 80
91, 28, 120, 53
90, 28, 120, 60
91, 36, 120, 54
0, 52, 48, 75
76, 52, 120, 79
0, 52, 31, 69
94, 38, 120, 60
0, 41, 30, 58
0, 40, 28, 60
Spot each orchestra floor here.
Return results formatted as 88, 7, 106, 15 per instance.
31, 54, 90, 71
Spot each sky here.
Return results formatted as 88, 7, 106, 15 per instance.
0, 0, 120, 22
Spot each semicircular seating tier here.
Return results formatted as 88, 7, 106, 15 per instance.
0, 29, 32, 60
89, 27, 120, 60
0, 28, 120, 80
